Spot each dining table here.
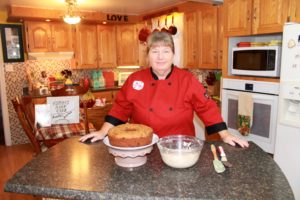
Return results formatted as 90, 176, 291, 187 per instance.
4, 137, 294, 200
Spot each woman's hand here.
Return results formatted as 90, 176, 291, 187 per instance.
79, 130, 106, 143
79, 122, 115, 143
218, 130, 249, 148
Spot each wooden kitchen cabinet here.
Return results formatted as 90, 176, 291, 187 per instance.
183, 5, 220, 69
183, 11, 199, 68
217, 5, 224, 69
93, 90, 119, 103
224, 0, 290, 36
116, 24, 139, 66
25, 21, 73, 52
97, 25, 117, 68
198, 7, 218, 69
289, 0, 300, 22
74, 24, 98, 69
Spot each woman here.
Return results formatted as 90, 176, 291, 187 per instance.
80, 31, 249, 148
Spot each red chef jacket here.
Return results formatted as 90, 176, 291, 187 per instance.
106, 66, 227, 138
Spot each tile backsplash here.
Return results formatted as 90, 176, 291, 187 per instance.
4, 59, 219, 145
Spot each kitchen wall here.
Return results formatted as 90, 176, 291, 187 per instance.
4, 59, 216, 145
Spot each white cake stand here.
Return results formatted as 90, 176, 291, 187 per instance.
103, 134, 159, 168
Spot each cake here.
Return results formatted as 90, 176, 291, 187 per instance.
108, 124, 153, 147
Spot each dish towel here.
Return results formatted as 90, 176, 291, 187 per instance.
237, 93, 253, 136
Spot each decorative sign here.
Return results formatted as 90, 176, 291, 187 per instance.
107, 14, 129, 22
46, 96, 80, 124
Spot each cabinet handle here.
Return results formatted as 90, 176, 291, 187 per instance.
219, 50, 223, 60
247, 9, 251, 21
253, 7, 257, 20
48, 37, 51, 48
52, 37, 55, 47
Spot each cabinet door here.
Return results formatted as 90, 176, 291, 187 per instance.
93, 91, 113, 103
75, 24, 98, 69
224, 0, 253, 36
198, 7, 218, 69
26, 22, 51, 52
51, 23, 73, 52
97, 25, 117, 68
183, 12, 199, 68
116, 25, 139, 66
217, 5, 224, 69
289, 0, 300, 22
252, 0, 289, 34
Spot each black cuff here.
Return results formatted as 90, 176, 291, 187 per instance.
105, 115, 126, 126
206, 122, 227, 135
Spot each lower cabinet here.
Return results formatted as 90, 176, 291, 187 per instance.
93, 90, 119, 103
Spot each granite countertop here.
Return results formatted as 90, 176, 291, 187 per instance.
5, 138, 294, 200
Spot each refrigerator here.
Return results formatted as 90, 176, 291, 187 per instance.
274, 23, 300, 200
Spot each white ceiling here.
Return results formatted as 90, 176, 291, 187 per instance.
0, 0, 223, 15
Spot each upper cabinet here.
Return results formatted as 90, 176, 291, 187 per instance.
183, 5, 221, 69
74, 24, 139, 69
116, 24, 139, 66
74, 24, 98, 69
183, 11, 198, 68
97, 25, 117, 68
224, 0, 290, 36
25, 21, 73, 52
217, 6, 224, 70
289, 0, 300, 22
198, 7, 218, 69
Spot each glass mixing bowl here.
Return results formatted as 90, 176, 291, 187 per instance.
157, 135, 204, 169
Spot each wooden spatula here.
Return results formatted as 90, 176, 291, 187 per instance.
211, 144, 226, 173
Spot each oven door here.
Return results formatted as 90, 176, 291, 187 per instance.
221, 89, 279, 153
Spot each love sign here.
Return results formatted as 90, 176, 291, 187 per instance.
107, 14, 129, 22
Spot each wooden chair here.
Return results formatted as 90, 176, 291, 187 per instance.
12, 96, 70, 153
12, 86, 96, 153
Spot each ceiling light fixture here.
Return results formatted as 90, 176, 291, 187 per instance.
63, 0, 81, 25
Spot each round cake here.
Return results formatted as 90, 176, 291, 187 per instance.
108, 124, 153, 147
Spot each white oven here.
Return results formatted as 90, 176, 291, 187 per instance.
221, 78, 279, 153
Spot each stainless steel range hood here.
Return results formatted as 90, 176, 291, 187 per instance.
28, 52, 74, 60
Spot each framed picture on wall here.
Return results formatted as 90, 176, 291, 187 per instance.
0, 24, 24, 63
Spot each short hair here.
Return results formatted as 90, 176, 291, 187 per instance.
146, 31, 175, 54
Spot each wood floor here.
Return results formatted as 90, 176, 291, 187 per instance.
0, 143, 41, 200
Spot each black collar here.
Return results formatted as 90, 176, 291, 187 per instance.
150, 64, 174, 80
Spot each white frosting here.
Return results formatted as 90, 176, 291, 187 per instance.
160, 151, 200, 168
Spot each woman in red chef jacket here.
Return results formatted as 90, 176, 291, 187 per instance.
80, 31, 249, 148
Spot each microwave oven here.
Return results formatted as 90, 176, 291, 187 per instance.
231, 46, 281, 77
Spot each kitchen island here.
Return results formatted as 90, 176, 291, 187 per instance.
4, 137, 294, 200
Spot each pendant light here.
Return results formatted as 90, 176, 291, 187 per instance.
63, 0, 81, 25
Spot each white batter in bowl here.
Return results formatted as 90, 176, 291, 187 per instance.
157, 135, 204, 169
